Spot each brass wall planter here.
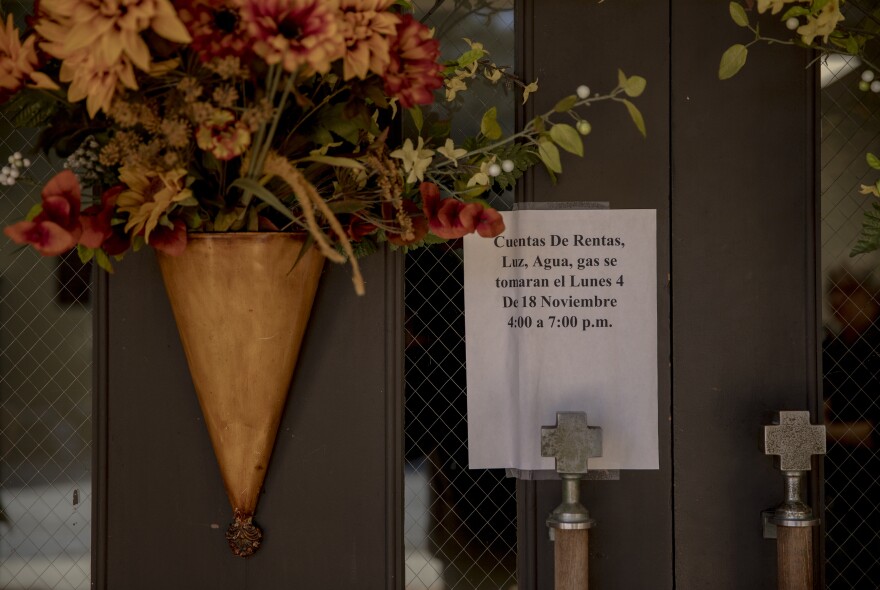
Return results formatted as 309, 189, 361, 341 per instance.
157, 232, 325, 557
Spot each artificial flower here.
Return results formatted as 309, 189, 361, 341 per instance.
196, 110, 252, 161
420, 181, 503, 240
3, 170, 83, 255
177, 0, 251, 62
797, 0, 844, 45
522, 79, 538, 105
390, 137, 433, 184
4, 219, 79, 255
117, 166, 192, 242
445, 77, 467, 102
37, 0, 191, 73
466, 159, 494, 188
339, 0, 399, 80
148, 218, 188, 255
0, 14, 58, 101
383, 14, 443, 108
437, 138, 467, 166
756, 0, 803, 15
240, 0, 344, 74
79, 185, 123, 249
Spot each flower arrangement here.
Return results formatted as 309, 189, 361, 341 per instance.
720, 0, 880, 255
0, 0, 646, 294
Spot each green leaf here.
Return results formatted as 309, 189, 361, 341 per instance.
781, 5, 811, 19
729, 2, 749, 27
77, 244, 95, 264
867, 153, 880, 170
622, 99, 647, 138
718, 44, 748, 80
553, 95, 578, 113
538, 139, 562, 174
301, 155, 365, 169
94, 249, 114, 273
457, 48, 486, 67
328, 198, 370, 214
549, 123, 584, 157
409, 106, 424, 133
851, 203, 880, 255
25, 203, 42, 221
844, 35, 860, 55
214, 209, 239, 232
480, 106, 502, 140
622, 75, 647, 98
230, 178, 296, 222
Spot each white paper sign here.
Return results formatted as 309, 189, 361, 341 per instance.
463, 209, 658, 471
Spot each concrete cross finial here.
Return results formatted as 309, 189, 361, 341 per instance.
541, 412, 602, 474
764, 411, 826, 472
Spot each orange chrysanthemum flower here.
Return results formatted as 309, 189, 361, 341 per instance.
0, 14, 58, 102
338, 0, 399, 80
240, 0, 344, 74
35, 0, 191, 116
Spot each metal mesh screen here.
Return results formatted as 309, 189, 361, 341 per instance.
403, 2, 517, 589
820, 48, 880, 587
0, 6, 93, 586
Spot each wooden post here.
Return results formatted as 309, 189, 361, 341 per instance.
777, 527, 813, 590
555, 529, 589, 590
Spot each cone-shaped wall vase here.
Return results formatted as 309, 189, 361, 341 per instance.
157, 233, 324, 557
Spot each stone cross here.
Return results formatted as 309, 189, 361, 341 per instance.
541, 412, 602, 474
764, 411, 826, 472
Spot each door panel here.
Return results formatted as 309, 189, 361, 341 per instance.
519, 1, 820, 588
517, 1, 673, 587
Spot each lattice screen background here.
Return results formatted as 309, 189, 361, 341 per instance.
820, 27, 880, 588
0, 7, 93, 587
403, 2, 518, 589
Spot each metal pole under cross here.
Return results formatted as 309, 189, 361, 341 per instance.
764, 411, 826, 590
541, 412, 602, 590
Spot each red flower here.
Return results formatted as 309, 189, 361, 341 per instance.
347, 216, 377, 241
383, 14, 443, 109
240, 0, 344, 73
39, 170, 81, 233
148, 219, 188, 256
177, 0, 251, 62
4, 170, 82, 255
420, 181, 504, 240
4, 220, 78, 255
79, 185, 122, 249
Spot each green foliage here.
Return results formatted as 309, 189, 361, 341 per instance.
2, 90, 59, 128
492, 143, 539, 191
549, 123, 584, 157
729, 2, 749, 27
622, 99, 647, 138
553, 95, 578, 113
409, 106, 424, 134
868, 153, 880, 171
230, 178, 296, 223
344, 236, 379, 259
719, 44, 749, 80
480, 107, 502, 140
618, 70, 647, 98
537, 138, 562, 174
852, 203, 880, 256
